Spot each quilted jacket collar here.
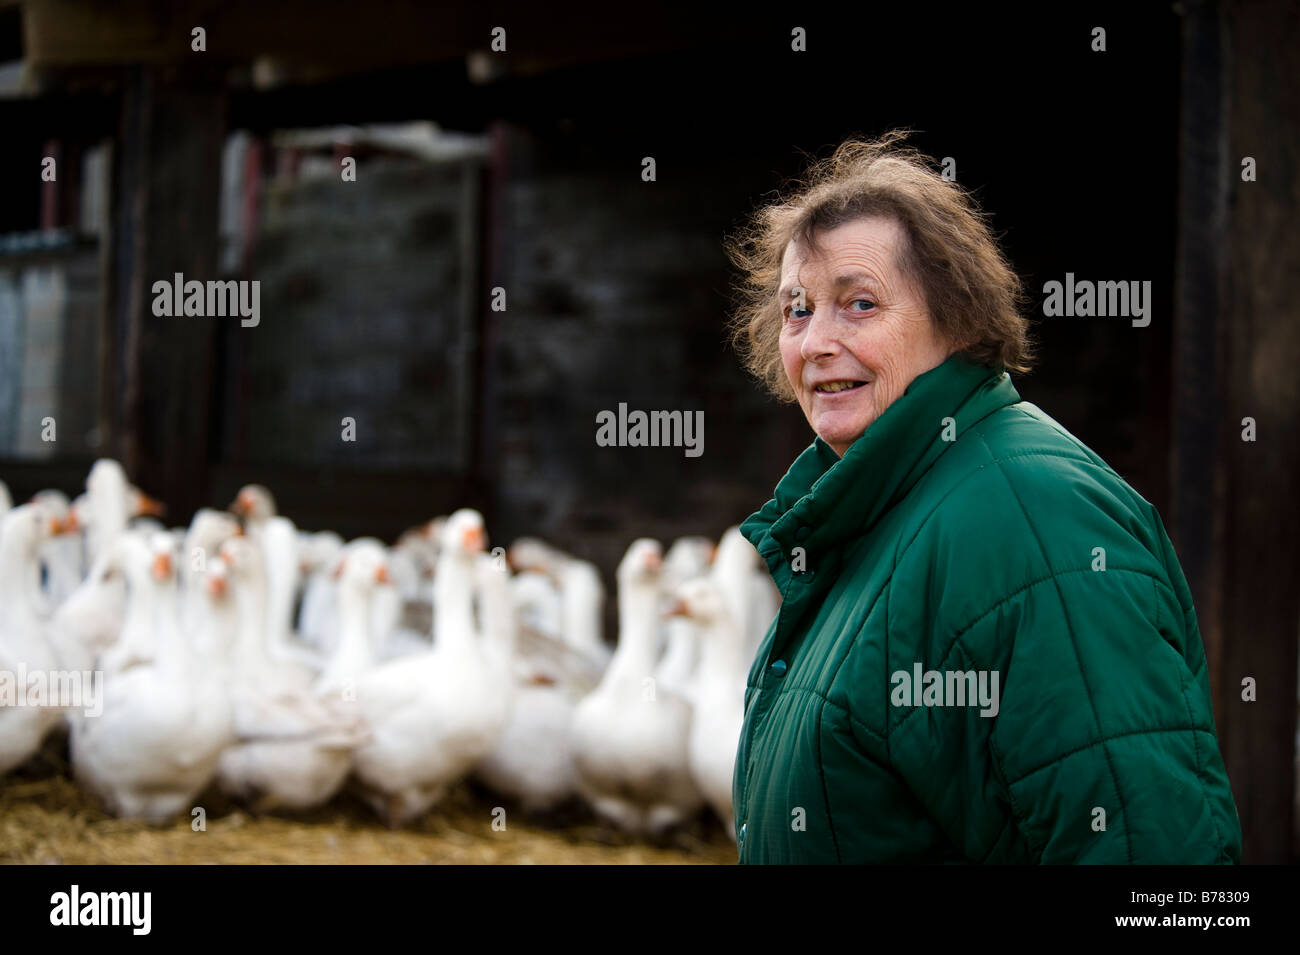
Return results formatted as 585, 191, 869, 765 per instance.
742, 354, 1020, 591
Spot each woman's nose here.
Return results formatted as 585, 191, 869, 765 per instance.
800, 310, 842, 363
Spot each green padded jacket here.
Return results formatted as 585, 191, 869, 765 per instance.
734, 353, 1241, 864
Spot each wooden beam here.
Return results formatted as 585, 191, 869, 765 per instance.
1173, 0, 1300, 863
1220, 0, 1300, 863
21, 0, 688, 80
103, 65, 224, 518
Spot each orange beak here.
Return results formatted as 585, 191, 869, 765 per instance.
375, 563, 390, 585
207, 574, 228, 598
664, 598, 689, 618
645, 550, 663, 572
62, 510, 80, 534
152, 552, 173, 581
707, 543, 718, 564
463, 526, 487, 553
331, 558, 345, 581
48, 517, 63, 535
231, 491, 253, 516
137, 493, 167, 518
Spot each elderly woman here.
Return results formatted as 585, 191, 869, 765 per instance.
727, 134, 1241, 864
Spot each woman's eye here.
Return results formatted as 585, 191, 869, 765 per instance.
786, 305, 812, 321
849, 299, 876, 312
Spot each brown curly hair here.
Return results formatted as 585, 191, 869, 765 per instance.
726, 131, 1033, 401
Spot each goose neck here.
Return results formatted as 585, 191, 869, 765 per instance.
609, 580, 661, 677
324, 580, 376, 683
434, 554, 477, 651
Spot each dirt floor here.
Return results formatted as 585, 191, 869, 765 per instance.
0, 739, 736, 865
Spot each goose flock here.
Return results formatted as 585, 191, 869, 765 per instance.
0, 462, 778, 841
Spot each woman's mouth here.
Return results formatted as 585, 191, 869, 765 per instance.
813, 380, 869, 394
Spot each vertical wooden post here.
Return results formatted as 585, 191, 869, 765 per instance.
1173, 0, 1300, 863
1220, 0, 1300, 863
103, 66, 226, 520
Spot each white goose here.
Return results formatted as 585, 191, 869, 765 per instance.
48, 536, 129, 671
32, 489, 83, 610
475, 668, 579, 814
260, 515, 326, 672
571, 538, 702, 835
0, 501, 72, 775
82, 459, 132, 566
654, 535, 714, 701
394, 518, 442, 583
477, 557, 586, 813
509, 536, 610, 672
296, 530, 344, 652
510, 569, 563, 641
215, 535, 365, 811
69, 531, 234, 821
313, 539, 387, 700
180, 508, 242, 635
371, 547, 430, 662
672, 574, 747, 839
714, 526, 780, 661
557, 559, 610, 671
230, 483, 277, 535
351, 509, 513, 826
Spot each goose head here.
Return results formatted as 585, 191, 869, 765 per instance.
230, 484, 276, 524
399, 516, 444, 546
69, 494, 89, 532
134, 530, 179, 588
665, 575, 730, 627
185, 509, 242, 565
108, 529, 171, 592
617, 538, 663, 589
31, 489, 71, 523
506, 536, 562, 575
217, 535, 266, 587
422, 516, 447, 544
300, 530, 344, 576
663, 535, 713, 591
202, 557, 233, 606
86, 459, 130, 514
334, 539, 390, 594
1, 500, 64, 564
441, 509, 488, 560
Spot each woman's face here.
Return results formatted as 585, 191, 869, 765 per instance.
778, 217, 953, 456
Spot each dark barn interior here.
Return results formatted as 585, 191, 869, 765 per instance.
0, 0, 1295, 864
